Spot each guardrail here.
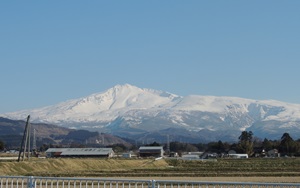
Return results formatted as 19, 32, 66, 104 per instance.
0, 176, 300, 188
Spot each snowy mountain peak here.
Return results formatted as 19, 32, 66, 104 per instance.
2, 84, 179, 123
2, 84, 300, 141
107, 83, 179, 99
107, 83, 140, 94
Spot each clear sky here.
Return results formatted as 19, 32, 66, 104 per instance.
1, 1, 300, 113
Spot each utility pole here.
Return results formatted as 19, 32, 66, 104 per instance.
18, 115, 30, 162
27, 121, 31, 160
22, 119, 31, 161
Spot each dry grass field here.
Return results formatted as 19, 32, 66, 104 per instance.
0, 157, 299, 183
0, 158, 168, 176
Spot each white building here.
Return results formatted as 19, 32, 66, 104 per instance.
228, 154, 248, 158
122, 153, 132, 158
182, 154, 200, 160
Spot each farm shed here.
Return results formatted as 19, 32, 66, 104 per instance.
139, 146, 164, 157
45, 148, 114, 158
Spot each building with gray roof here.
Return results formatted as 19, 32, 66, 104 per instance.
139, 146, 164, 157
45, 148, 114, 158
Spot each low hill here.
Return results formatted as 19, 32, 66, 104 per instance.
0, 117, 130, 149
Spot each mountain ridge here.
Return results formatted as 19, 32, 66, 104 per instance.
2, 84, 300, 142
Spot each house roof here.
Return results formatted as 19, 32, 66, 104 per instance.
45, 148, 114, 156
139, 146, 164, 150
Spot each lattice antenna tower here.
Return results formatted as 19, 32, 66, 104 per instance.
167, 134, 170, 153
32, 128, 37, 151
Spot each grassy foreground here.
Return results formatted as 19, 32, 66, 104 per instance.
0, 157, 300, 183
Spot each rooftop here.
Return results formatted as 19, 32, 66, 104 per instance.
46, 148, 114, 155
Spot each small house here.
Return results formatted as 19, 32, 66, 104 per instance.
267, 149, 280, 157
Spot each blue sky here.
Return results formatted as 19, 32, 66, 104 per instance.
1, 1, 300, 113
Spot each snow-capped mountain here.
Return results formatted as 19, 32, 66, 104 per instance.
2, 84, 300, 142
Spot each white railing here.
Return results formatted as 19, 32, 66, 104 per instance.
0, 176, 300, 188
0, 176, 151, 188
154, 180, 300, 188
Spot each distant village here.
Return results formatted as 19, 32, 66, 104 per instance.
43, 145, 280, 160
1, 130, 299, 161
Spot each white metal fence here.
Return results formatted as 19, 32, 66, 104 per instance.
0, 176, 300, 188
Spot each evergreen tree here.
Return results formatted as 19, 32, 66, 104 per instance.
262, 138, 273, 151
237, 131, 254, 156
280, 132, 296, 155
0, 139, 4, 150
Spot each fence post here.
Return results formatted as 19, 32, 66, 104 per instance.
27, 176, 35, 188
151, 180, 156, 188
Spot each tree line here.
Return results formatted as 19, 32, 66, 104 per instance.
110, 131, 300, 157
167, 131, 300, 157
